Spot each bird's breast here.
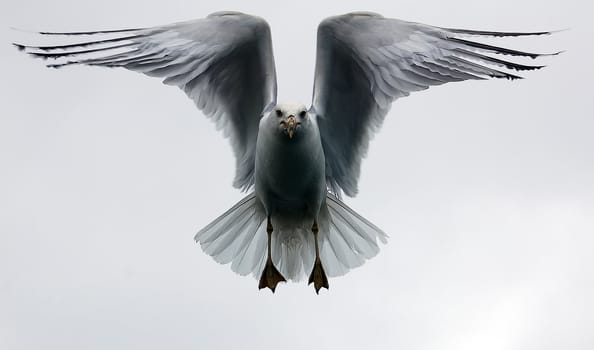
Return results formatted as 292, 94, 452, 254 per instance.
254, 127, 326, 215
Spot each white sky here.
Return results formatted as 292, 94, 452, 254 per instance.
1, 0, 593, 349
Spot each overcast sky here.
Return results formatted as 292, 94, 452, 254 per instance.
1, 0, 593, 349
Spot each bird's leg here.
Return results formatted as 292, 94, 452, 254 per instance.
258, 216, 286, 292
308, 220, 329, 294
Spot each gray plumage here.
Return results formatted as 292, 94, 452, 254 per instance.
14, 11, 557, 288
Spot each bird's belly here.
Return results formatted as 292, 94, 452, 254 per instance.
267, 156, 317, 198
255, 135, 326, 219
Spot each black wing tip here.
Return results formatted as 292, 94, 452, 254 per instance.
490, 72, 523, 80
449, 37, 561, 59
11, 26, 145, 36
528, 50, 564, 59
13, 42, 65, 60
37, 28, 143, 35
46, 61, 76, 69
505, 63, 546, 71
9, 34, 146, 52
12, 43, 26, 51
454, 48, 548, 71
525, 65, 546, 71
445, 27, 568, 37
13, 42, 75, 68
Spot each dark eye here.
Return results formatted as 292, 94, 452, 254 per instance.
299, 110, 307, 118
275, 110, 283, 117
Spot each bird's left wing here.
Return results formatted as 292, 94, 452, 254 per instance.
15, 11, 277, 191
312, 12, 558, 197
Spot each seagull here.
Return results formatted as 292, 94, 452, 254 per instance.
14, 11, 559, 293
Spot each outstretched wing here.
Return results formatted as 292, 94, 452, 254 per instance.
312, 12, 559, 197
15, 11, 277, 191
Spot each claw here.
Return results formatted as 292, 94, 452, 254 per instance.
308, 258, 329, 294
258, 258, 286, 293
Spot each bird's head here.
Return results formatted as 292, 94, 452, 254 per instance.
269, 103, 309, 140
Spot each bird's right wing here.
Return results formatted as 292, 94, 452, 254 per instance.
15, 11, 278, 191
312, 12, 558, 197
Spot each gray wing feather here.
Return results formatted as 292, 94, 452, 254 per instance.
15, 11, 277, 191
312, 12, 557, 197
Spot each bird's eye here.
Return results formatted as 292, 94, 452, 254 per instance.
299, 110, 307, 118
275, 110, 283, 117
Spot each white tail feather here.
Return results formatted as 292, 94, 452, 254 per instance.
195, 193, 267, 276
320, 194, 388, 277
195, 192, 388, 281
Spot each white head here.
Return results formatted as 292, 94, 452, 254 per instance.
267, 103, 310, 141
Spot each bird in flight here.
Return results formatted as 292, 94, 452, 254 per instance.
14, 11, 559, 293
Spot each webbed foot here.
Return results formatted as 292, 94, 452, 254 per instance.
258, 258, 286, 293
308, 258, 329, 294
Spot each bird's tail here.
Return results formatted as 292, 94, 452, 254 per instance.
194, 192, 388, 282
194, 192, 268, 277
316, 194, 388, 278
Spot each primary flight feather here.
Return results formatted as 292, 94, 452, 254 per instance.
15, 11, 558, 293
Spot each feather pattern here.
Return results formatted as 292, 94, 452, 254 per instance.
13, 11, 559, 289
318, 194, 388, 277
194, 192, 387, 281
312, 12, 558, 197
14, 12, 278, 191
195, 192, 268, 276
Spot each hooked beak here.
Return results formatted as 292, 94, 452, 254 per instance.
286, 115, 296, 139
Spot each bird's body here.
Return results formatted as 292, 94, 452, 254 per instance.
254, 104, 330, 290
14, 11, 558, 293
255, 104, 326, 225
